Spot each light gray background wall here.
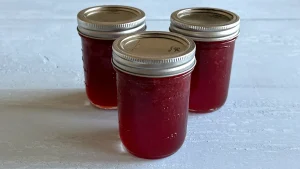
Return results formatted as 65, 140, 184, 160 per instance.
0, 0, 300, 169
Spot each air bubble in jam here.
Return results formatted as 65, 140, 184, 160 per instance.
167, 133, 178, 139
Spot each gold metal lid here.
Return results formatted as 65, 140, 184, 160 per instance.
112, 31, 196, 77
77, 5, 146, 39
170, 8, 240, 41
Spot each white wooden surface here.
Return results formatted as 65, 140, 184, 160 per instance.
1, 0, 300, 168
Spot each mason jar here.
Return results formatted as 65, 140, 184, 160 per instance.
77, 5, 146, 109
170, 8, 240, 113
112, 31, 196, 159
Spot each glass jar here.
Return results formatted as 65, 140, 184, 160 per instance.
170, 8, 240, 113
77, 5, 146, 109
112, 31, 196, 159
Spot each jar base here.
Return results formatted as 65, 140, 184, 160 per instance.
90, 101, 117, 110
125, 148, 178, 159
189, 107, 220, 113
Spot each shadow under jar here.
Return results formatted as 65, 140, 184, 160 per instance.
77, 5, 146, 109
170, 8, 240, 113
112, 31, 196, 159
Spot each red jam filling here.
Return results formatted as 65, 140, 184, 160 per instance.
116, 70, 192, 159
189, 38, 237, 113
80, 35, 117, 109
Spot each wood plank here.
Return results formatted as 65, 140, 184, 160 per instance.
0, 20, 299, 89
0, 89, 299, 168
0, 0, 300, 20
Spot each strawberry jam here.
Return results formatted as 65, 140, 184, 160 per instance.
117, 71, 192, 159
80, 36, 116, 108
